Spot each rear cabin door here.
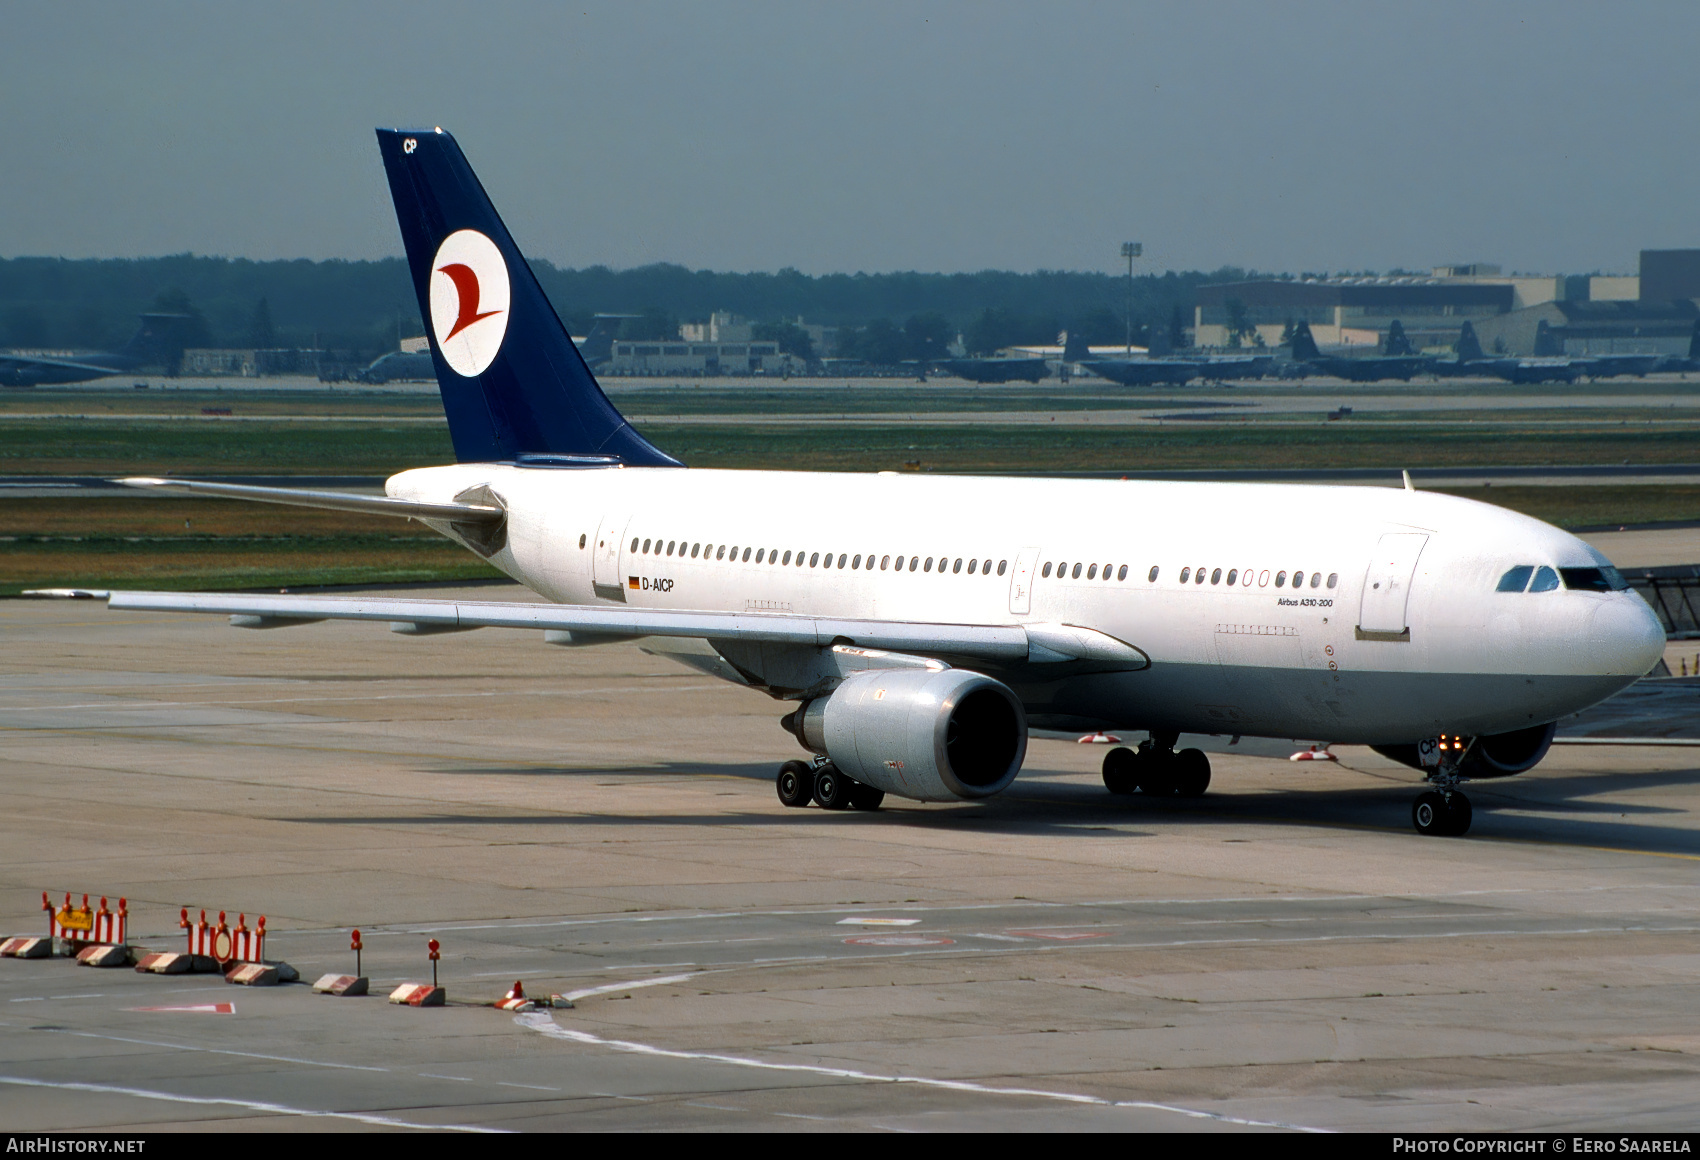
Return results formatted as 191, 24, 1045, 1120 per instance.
1008, 546, 1041, 615
1358, 532, 1428, 637
591, 513, 632, 602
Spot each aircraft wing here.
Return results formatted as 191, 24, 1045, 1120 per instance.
99, 590, 1147, 667
115, 477, 504, 524
0, 352, 123, 375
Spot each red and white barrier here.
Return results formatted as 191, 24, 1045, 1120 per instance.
390, 983, 445, 1006
232, 914, 266, 963
92, 897, 127, 945
1289, 744, 1337, 763
180, 909, 265, 965
0, 937, 50, 959
181, 909, 215, 957
41, 893, 126, 947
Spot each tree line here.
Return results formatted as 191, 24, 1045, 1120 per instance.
0, 254, 1253, 362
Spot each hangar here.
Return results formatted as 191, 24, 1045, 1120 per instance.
1193, 275, 1514, 352
1471, 298, 1700, 358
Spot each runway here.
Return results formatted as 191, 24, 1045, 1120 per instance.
3, 589, 1699, 1131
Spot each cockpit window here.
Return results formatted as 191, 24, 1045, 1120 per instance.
1496, 565, 1533, 592
1529, 565, 1560, 592
1561, 566, 1627, 592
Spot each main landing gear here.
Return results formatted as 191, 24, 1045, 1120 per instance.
775, 758, 884, 812
1102, 731, 1211, 798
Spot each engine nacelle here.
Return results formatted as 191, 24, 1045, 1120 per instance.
784, 669, 1027, 801
1372, 721, 1557, 779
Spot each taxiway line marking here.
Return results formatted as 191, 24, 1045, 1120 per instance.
0, 681, 727, 715
0, 1075, 505, 1133
48, 1028, 390, 1072
515, 1013, 1328, 1132
563, 973, 697, 1002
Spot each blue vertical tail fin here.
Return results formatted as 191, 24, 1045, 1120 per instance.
376, 128, 680, 467
1289, 320, 1321, 361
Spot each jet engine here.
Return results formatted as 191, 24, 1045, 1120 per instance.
1373, 721, 1557, 779
783, 669, 1027, 801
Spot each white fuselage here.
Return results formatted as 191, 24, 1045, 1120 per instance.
389, 464, 1665, 744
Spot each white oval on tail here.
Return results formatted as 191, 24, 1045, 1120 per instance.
429, 229, 510, 378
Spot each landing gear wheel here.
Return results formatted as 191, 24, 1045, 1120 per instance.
1136, 747, 1177, 796
849, 785, 885, 811
776, 760, 815, 808
812, 764, 854, 810
1102, 746, 1137, 795
1412, 791, 1449, 836
1444, 791, 1472, 836
1173, 748, 1212, 797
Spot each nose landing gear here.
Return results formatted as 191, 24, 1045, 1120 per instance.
1102, 732, 1212, 798
1412, 788, 1472, 836
1412, 735, 1474, 836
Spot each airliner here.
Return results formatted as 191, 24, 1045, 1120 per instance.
97, 129, 1665, 837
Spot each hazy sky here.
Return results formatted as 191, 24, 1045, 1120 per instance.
3, 1, 1697, 277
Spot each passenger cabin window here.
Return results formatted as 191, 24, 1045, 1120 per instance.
1327, 573, 1338, 588
997, 560, 1007, 576
1195, 568, 1206, 585
1274, 571, 1286, 587
1179, 567, 1190, 583
1072, 563, 1083, 579
1043, 562, 1053, 578
1226, 569, 1237, 585
1148, 566, 1158, 582
1210, 568, 1222, 585
1529, 565, 1560, 592
1310, 572, 1321, 588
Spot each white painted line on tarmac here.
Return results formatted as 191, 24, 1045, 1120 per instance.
48, 1028, 390, 1072
563, 973, 697, 1002
0, 681, 727, 715
0, 1075, 506, 1133
515, 1014, 1328, 1132
836, 917, 921, 926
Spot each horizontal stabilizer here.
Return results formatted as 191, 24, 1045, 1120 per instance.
115, 477, 504, 524
102, 591, 1147, 668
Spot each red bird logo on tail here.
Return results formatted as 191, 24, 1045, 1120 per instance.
438, 263, 502, 341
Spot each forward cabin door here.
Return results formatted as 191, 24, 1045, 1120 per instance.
1357, 532, 1428, 638
1008, 546, 1041, 615
591, 513, 632, 602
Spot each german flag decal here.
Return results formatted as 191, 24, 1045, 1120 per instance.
629, 576, 640, 590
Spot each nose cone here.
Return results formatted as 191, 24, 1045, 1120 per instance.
1588, 595, 1666, 677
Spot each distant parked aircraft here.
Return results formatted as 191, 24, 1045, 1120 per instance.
0, 314, 185, 386
1288, 320, 1431, 382
1064, 328, 1270, 385
1432, 321, 1590, 384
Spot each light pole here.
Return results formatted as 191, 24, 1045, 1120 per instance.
1120, 242, 1142, 356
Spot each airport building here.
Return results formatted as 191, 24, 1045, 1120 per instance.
607, 339, 790, 376
1193, 274, 1515, 352
179, 348, 329, 376
1472, 299, 1700, 357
